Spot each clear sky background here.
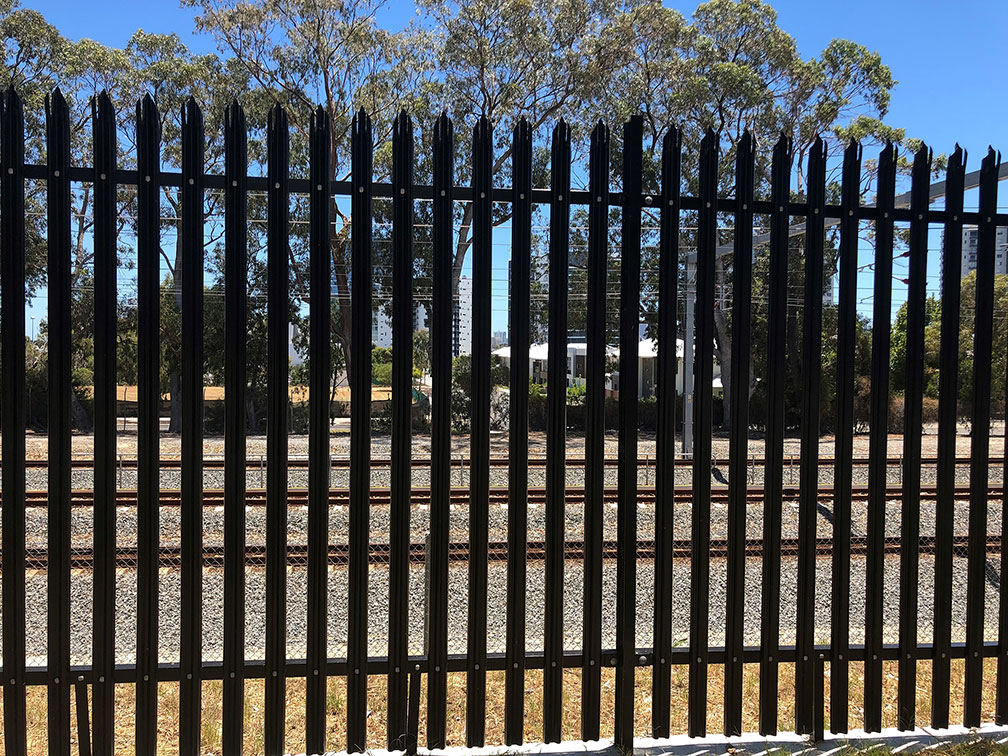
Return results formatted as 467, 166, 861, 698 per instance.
17, 0, 1008, 336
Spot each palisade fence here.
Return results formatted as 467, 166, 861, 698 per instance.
1, 83, 1007, 756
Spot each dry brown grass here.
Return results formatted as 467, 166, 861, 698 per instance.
0, 658, 1001, 755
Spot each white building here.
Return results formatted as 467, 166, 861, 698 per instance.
453, 275, 473, 357
491, 338, 717, 399
957, 225, 1008, 277
372, 303, 428, 350
372, 275, 473, 358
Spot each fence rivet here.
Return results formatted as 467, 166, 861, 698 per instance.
394, 666, 400, 673
355, 668, 360, 674
401, 188, 407, 195
189, 178, 194, 185
145, 175, 151, 182
519, 193, 525, 200
54, 169, 60, 177
803, 655, 808, 661
551, 661, 557, 667
732, 656, 737, 663
639, 655, 647, 665
314, 669, 319, 675
559, 194, 564, 201
229, 672, 235, 678
988, 217, 992, 223
598, 196, 603, 202
660, 658, 666, 664
883, 211, 889, 218
768, 655, 773, 661
435, 666, 440, 672
819, 654, 825, 660
440, 189, 446, 196
706, 201, 711, 208
317, 184, 323, 191
100, 172, 107, 180
144, 675, 150, 681
480, 191, 485, 198
849, 210, 854, 216
644, 195, 651, 204
99, 676, 104, 683
55, 677, 60, 684
187, 673, 192, 679
918, 214, 923, 220
941, 653, 946, 659
275, 182, 280, 189
9, 679, 13, 685
359, 186, 364, 193
838, 655, 843, 660
872, 654, 878, 660
742, 203, 747, 210
975, 652, 979, 657
272, 671, 278, 677
415, 664, 421, 671
813, 207, 819, 214
907, 654, 911, 659
474, 664, 479, 670
7, 167, 12, 174
513, 662, 518, 669
953, 215, 957, 221
78, 675, 84, 682
231, 180, 237, 187
589, 659, 595, 666
610, 657, 617, 666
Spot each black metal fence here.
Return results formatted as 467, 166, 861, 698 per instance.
1, 84, 1007, 755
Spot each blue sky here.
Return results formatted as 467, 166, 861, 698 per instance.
18, 0, 1008, 335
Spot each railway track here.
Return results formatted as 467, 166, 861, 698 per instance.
13, 482, 1004, 508
20, 454, 1008, 469
18, 532, 1004, 571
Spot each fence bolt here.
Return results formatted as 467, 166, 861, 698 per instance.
610, 657, 617, 666
415, 664, 421, 672
98, 676, 104, 683
660, 658, 665, 664
474, 664, 479, 670
639, 655, 647, 665
55, 677, 60, 684
313, 669, 319, 675
187, 673, 192, 679
395, 666, 400, 673
78, 675, 84, 682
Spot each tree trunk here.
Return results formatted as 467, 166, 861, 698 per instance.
713, 256, 732, 433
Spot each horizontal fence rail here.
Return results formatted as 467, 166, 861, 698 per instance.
1, 85, 1007, 755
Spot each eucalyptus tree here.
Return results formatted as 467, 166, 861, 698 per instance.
600, 0, 907, 430
185, 0, 438, 373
